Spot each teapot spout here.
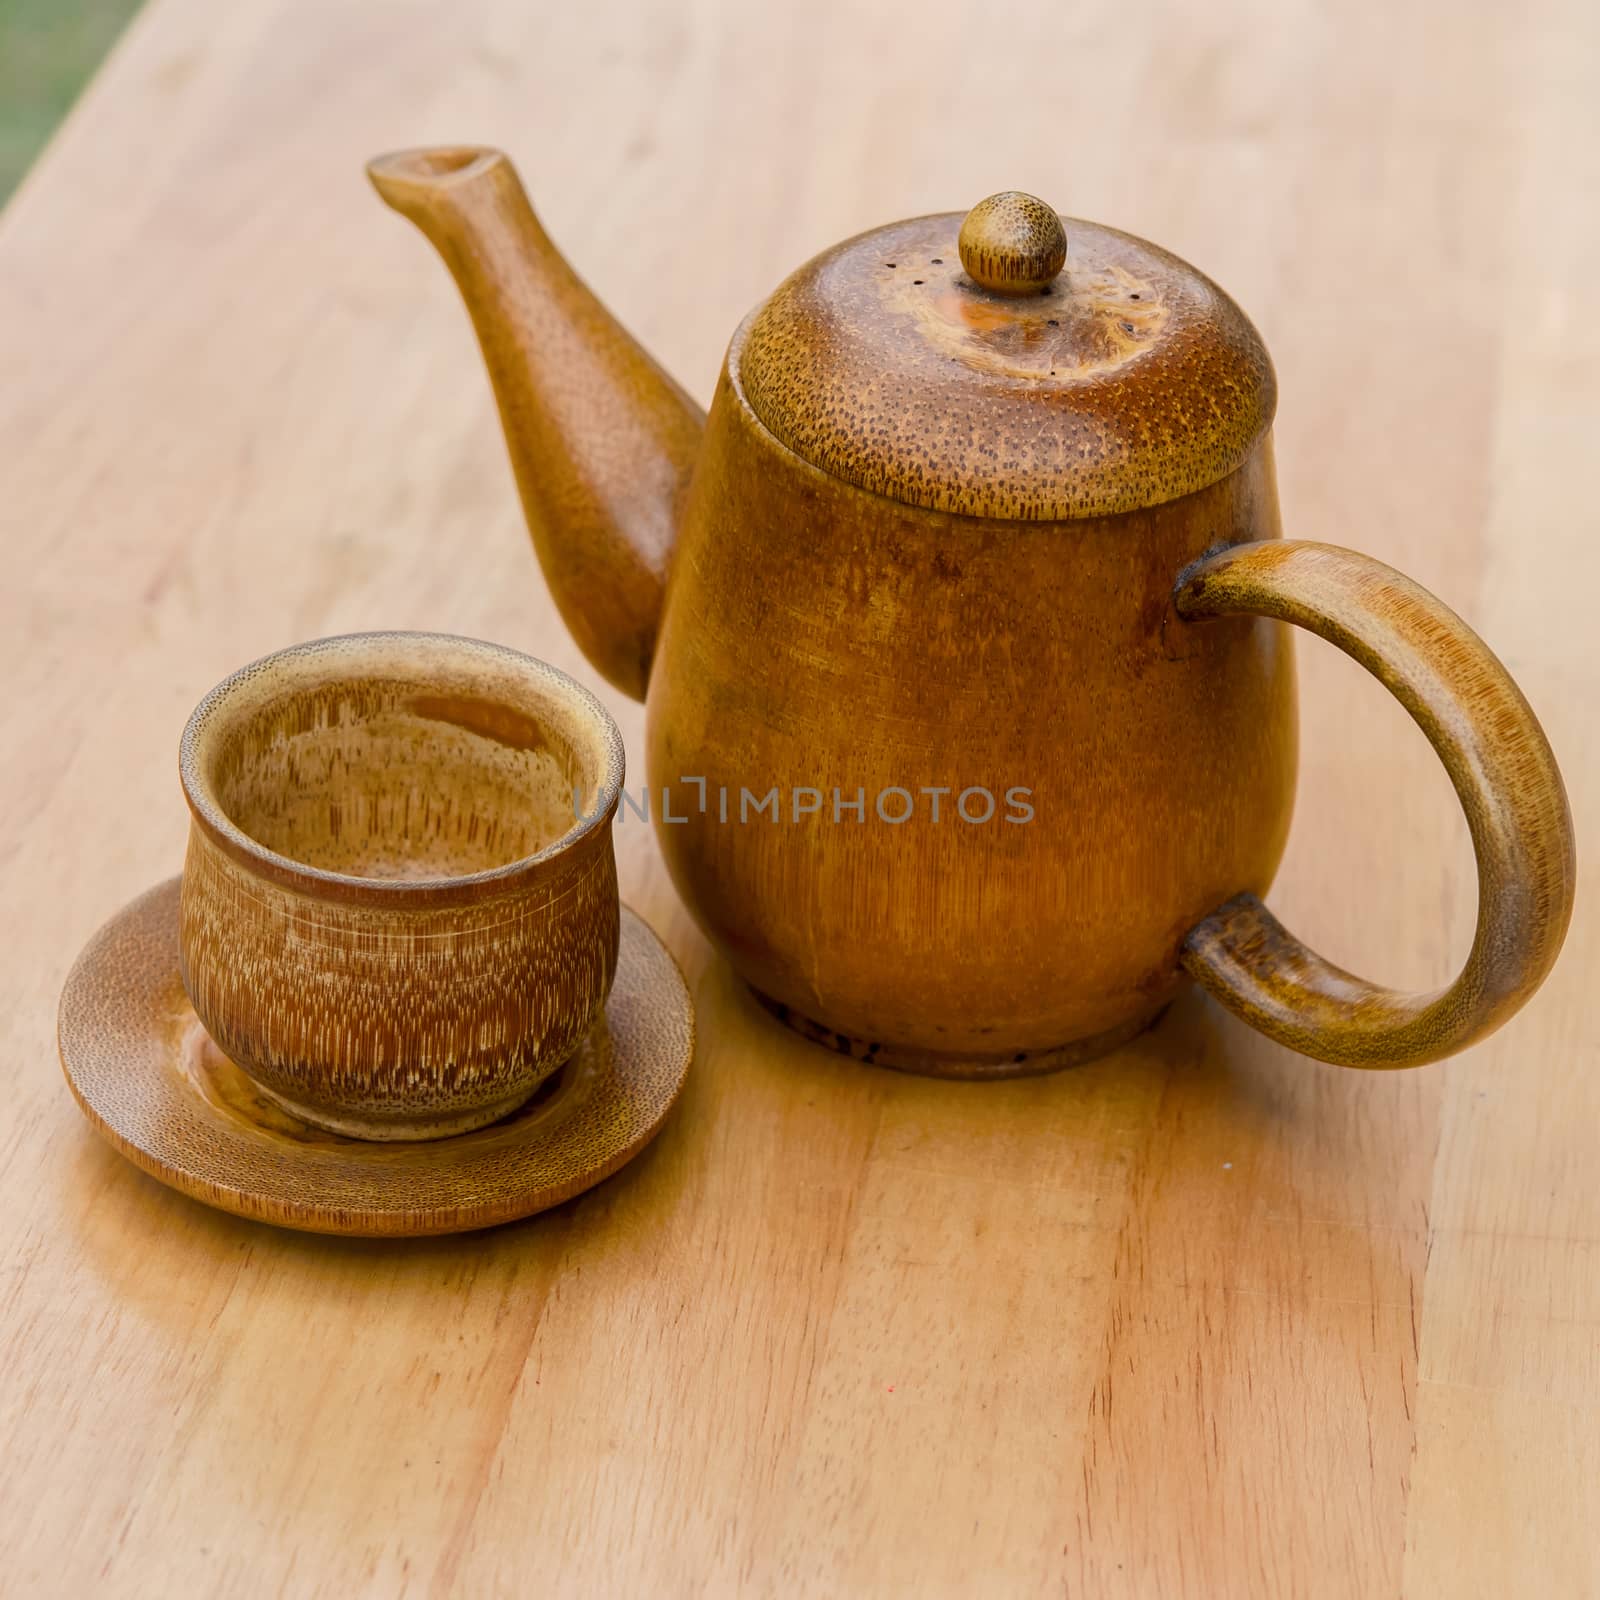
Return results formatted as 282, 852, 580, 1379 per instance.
367, 147, 704, 701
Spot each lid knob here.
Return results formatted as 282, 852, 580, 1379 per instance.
958, 192, 1067, 295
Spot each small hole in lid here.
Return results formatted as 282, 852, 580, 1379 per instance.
1130, 293, 1141, 300
931, 257, 943, 264
885, 262, 896, 268
1047, 319, 1058, 326
913, 279, 924, 284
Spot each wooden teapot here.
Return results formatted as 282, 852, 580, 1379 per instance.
368, 150, 1574, 1076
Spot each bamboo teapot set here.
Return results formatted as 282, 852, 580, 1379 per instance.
58, 149, 1576, 1234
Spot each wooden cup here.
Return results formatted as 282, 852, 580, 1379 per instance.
177, 632, 623, 1140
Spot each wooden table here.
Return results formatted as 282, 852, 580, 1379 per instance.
2, 1, 1595, 1593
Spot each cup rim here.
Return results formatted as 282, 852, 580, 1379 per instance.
179, 630, 625, 896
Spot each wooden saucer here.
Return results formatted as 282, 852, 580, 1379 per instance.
58, 879, 693, 1236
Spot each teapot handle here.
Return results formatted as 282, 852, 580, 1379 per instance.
1172, 540, 1575, 1067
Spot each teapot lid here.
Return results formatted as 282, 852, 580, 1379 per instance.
737, 192, 1276, 521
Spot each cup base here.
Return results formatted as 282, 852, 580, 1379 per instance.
248, 1077, 547, 1142
752, 991, 1167, 1079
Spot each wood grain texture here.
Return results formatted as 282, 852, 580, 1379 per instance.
1, 0, 1597, 1594
367, 147, 706, 702
379, 148, 1567, 1069
1176, 540, 1575, 1066
957, 191, 1069, 295
735, 207, 1275, 520
179, 631, 624, 1138
59, 881, 693, 1235
647, 401, 1297, 1065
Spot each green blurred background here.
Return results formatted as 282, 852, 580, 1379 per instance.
1, 0, 144, 202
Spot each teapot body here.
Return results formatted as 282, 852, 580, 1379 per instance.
645, 329, 1299, 1069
